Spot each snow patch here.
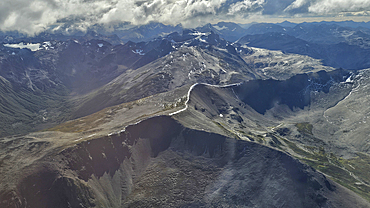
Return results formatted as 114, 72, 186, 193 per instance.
132, 49, 145, 55
345, 76, 353, 83
199, 38, 207, 43
190, 32, 209, 36
213, 25, 228, 30
42, 41, 54, 50
4, 42, 41, 51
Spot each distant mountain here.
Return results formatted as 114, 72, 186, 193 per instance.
0, 21, 249, 45
237, 23, 253, 29
2, 21, 369, 47
245, 23, 291, 35
239, 21, 370, 70
289, 23, 366, 45
116, 22, 183, 43
196, 22, 247, 42
244, 22, 370, 47
276, 20, 297, 28
316, 20, 370, 29
87, 21, 247, 43
238, 32, 370, 69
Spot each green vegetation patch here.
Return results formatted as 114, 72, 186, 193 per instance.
281, 137, 370, 202
281, 138, 314, 158
213, 121, 240, 139
295, 122, 313, 135
300, 155, 370, 202
343, 153, 370, 185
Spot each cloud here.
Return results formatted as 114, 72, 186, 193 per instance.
308, 0, 370, 14
0, 0, 235, 34
262, 0, 295, 15
0, 0, 116, 35
100, 0, 229, 27
228, 0, 265, 16
284, 0, 370, 15
284, 0, 309, 14
0, 0, 369, 35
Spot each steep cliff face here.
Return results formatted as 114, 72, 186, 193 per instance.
2, 115, 368, 208
234, 69, 350, 114
8, 116, 183, 208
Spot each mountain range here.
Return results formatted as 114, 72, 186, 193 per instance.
0, 21, 370, 207
239, 22, 370, 69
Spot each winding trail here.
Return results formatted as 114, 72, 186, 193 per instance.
169, 82, 242, 116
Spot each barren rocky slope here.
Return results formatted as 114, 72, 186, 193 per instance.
1, 69, 370, 207
0, 30, 334, 137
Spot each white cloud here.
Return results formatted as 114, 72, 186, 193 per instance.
284, 0, 370, 15
308, 0, 370, 14
0, 0, 231, 34
0, 0, 369, 35
284, 0, 308, 12
228, 0, 265, 15
100, 0, 227, 27
0, 0, 116, 35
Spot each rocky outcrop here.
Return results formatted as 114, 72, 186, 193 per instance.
1, 115, 367, 207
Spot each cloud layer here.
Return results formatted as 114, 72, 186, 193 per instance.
0, 0, 369, 35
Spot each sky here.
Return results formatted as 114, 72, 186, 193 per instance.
0, 0, 369, 35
